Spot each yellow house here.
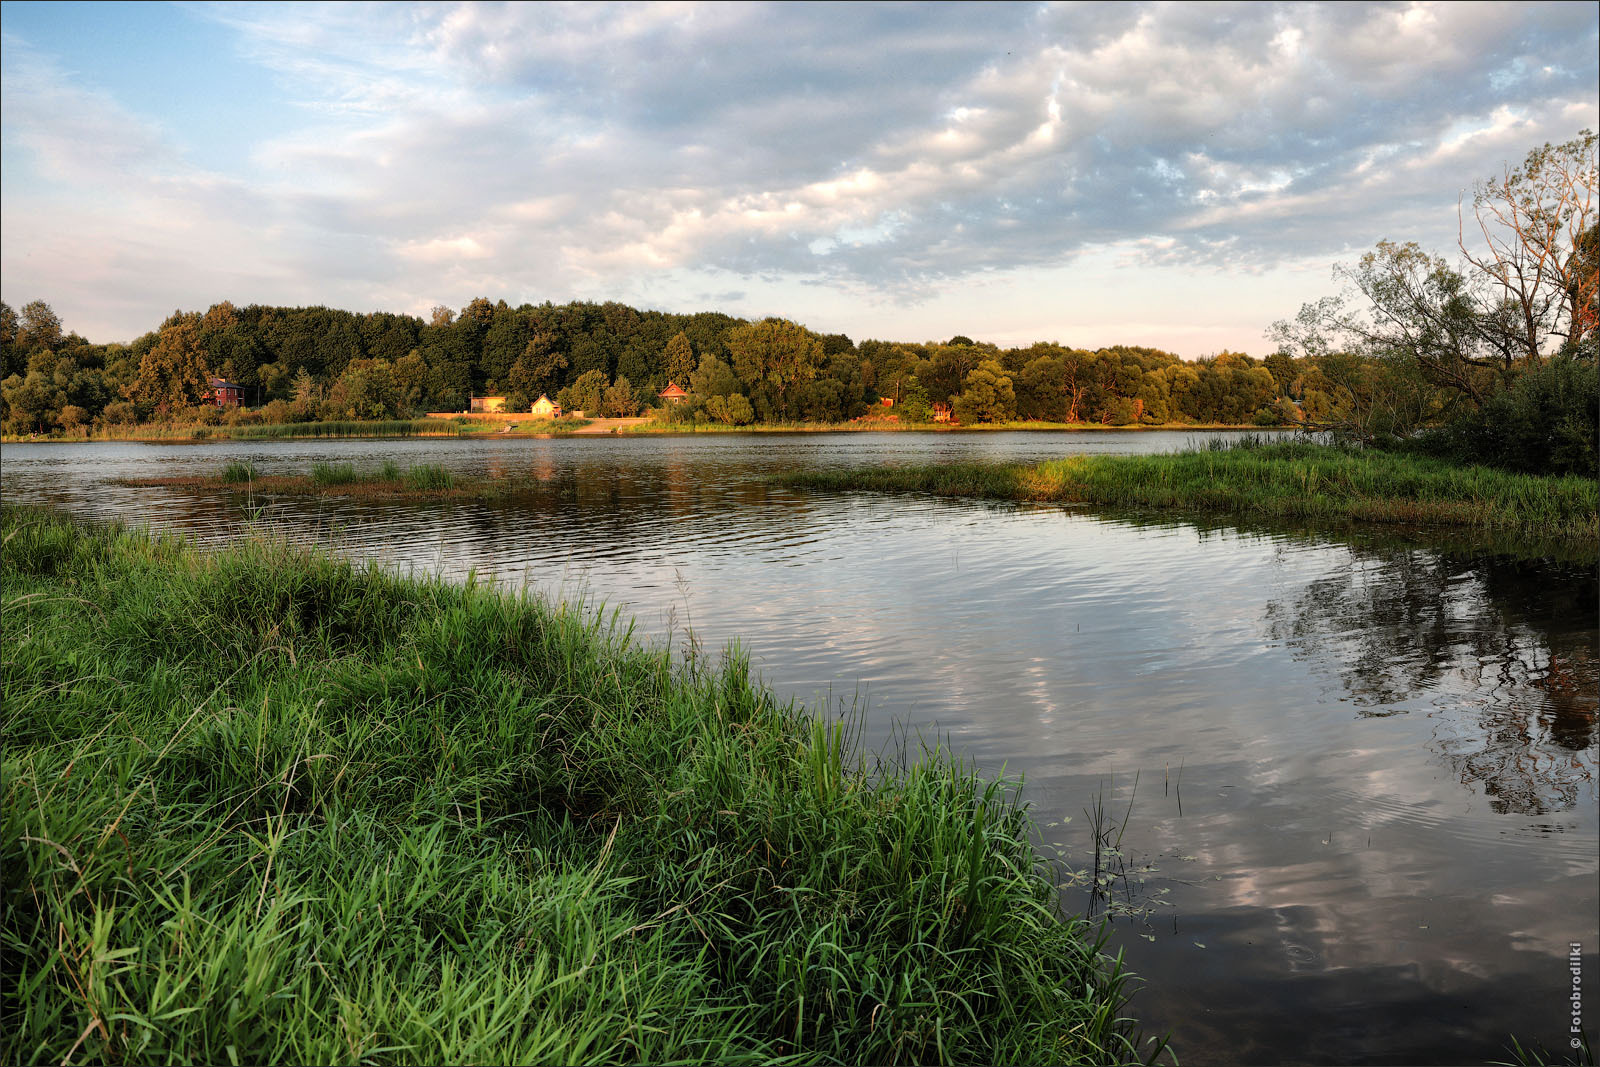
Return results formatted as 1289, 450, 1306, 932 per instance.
530, 395, 563, 419
470, 396, 507, 413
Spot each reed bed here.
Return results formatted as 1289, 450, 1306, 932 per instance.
776, 439, 1598, 549
0, 507, 1158, 1066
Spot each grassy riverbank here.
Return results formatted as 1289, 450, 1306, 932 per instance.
776, 439, 1598, 550
0, 507, 1158, 1065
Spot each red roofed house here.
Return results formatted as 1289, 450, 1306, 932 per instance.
657, 381, 690, 404
208, 378, 244, 408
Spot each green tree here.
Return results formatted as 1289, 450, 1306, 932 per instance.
126, 313, 212, 414
558, 369, 609, 415
727, 318, 822, 416
601, 376, 640, 417
689, 354, 742, 400
664, 332, 696, 386
18, 300, 63, 351
703, 393, 755, 425
952, 359, 1016, 423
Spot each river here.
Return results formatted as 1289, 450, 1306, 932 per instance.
3, 429, 1595, 1065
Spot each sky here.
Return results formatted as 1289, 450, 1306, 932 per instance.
2, 1, 1597, 355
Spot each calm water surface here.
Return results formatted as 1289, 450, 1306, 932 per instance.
4, 430, 1595, 1066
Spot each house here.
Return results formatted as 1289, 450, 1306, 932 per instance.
470, 396, 508, 413
530, 395, 562, 418
880, 396, 895, 407
208, 378, 243, 408
932, 402, 955, 423
657, 381, 689, 404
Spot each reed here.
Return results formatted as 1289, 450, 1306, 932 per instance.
309, 460, 360, 486
776, 439, 1598, 549
0, 507, 1162, 1066
403, 463, 454, 491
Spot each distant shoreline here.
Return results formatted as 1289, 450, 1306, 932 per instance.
2, 420, 1297, 444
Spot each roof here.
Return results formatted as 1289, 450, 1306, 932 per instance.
208, 378, 242, 389
657, 381, 689, 398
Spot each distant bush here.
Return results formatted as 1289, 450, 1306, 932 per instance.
1410, 356, 1598, 477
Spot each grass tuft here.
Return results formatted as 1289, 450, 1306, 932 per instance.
310, 460, 360, 486
403, 463, 453, 490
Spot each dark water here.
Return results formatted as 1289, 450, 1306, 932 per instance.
3, 431, 1595, 1066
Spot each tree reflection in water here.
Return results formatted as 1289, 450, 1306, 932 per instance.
1266, 546, 1598, 816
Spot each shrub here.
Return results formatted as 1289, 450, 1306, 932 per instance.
1412, 356, 1598, 477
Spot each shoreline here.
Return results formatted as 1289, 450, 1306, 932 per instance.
3, 420, 1296, 444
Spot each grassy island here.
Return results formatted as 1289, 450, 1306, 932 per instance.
120, 460, 490, 500
776, 439, 1598, 552
0, 507, 1157, 1066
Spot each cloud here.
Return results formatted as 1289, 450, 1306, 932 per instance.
1, 1, 1597, 345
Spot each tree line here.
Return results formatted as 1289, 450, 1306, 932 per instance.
0, 295, 1356, 436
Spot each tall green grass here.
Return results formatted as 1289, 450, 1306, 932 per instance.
1, 507, 1158, 1066
220, 459, 257, 484
404, 464, 453, 490
309, 460, 360, 486
776, 439, 1598, 550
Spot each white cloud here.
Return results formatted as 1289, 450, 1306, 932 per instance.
1, 1, 1597, 351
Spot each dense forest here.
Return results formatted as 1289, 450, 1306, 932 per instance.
0, 294, 1350, 435
3, 133, 1593, 443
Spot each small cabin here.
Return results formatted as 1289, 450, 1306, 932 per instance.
530, 395, 562, 419
208, 378, 243, 408
470, 396, 508, 413
657, 381, 689, 404
880, 396, 895, 407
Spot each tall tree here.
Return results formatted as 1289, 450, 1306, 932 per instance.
726, 318, 821, 416
664, 332, 696, 386
126, 313, 212, 414
1459, 129, 1597, 356
18, 300, 63, 351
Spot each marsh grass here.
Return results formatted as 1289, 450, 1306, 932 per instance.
403, 463, 454, 490
1, 507, 1160, 1066
219, 460, 257, 484
310, 460, 360, 486
776, 439, 1598, 549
